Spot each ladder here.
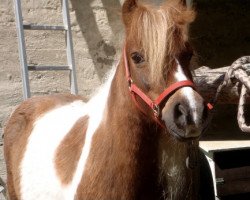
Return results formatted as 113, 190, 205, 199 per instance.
0, 177, 7, 200
13, 0, 78, 100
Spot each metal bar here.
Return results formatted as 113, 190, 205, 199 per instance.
28, 65, 70, 71
13, 0, 31, 99
62, 0, 78, 95
0, 177, 7, 199
23, 24, 65, 31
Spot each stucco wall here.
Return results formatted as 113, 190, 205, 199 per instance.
0, 0, 122, 129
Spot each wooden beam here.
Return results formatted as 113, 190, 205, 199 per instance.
193, 66, 250, 104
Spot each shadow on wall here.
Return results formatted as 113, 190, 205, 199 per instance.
70, 0, 250, 73
70, 0, 122, 80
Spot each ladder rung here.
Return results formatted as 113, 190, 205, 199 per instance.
28, 65, 70, 71
0, 186, 4, 193
23, 24, 66, 31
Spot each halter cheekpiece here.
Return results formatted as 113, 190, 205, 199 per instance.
123, 47, 213, 128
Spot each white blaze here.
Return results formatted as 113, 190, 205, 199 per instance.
174, 60, 198, 123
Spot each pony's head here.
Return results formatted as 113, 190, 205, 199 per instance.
122, 0, 209, 140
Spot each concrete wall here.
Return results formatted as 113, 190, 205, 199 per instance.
0, 0, 250, 129
0, 0, 122, 129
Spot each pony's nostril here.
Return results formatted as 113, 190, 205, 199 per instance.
173, 102, 200, 130
174, 103, 188, 128
177, 104, 188, 116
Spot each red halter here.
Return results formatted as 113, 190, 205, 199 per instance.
123, 47, 213, 128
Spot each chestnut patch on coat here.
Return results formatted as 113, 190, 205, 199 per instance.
54, 115, 89, 185
4, 94, 86, 199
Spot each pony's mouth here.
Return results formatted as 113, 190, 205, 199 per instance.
167, 125, 201, 142
167, 121, 210, 142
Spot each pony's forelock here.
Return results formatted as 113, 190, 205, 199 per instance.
127, 2, 194, 84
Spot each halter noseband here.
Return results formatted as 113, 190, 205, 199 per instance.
123, 47, 213, 128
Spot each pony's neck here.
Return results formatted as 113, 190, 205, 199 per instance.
107, 62, 199, 199
81, 62, 198, 199
109, 61, 198, 199
97, 62, 162, 199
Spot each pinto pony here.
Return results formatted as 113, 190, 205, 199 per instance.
4, 0, 212, 199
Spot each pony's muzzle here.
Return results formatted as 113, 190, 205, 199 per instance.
161, 90, 208, 139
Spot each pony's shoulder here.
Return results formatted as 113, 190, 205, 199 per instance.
4, 94, 87, 137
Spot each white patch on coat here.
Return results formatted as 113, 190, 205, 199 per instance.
20, 69, 115, 200
20, 101, 87, 200
63, 69, 115, 199
158, 137, 187, 200
174, 60, 198, 123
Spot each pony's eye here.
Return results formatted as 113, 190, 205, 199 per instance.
131, 52, 144, 64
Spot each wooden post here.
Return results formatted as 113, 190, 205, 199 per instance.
193, 66, 250, 104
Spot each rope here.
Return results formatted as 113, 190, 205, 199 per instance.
213, 56, 250, 133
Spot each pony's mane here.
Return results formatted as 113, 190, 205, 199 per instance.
128, 1, 195, 83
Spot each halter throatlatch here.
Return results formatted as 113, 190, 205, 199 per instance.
123, 47, 213, 128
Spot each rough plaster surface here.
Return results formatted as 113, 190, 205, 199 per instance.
0, 1, 124, 198
0, 0, 250, 198
0, 0, 126, 129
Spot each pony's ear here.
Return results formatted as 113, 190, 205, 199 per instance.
169, 0, 188, 7
180, 0, 187, 7
166, 0, 195, 25
122, 0, 138, 26
179, 0, 187, 6
179, 0, 194, 8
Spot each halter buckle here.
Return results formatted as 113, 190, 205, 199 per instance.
152, 104, 160, 118
128, 78, 133, 91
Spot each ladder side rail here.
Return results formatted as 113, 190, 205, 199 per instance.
13, 0, 31, 99
62, 0, 78, 95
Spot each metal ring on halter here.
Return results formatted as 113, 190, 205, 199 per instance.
152, 104, 160, 117
128, 78, 133, 91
